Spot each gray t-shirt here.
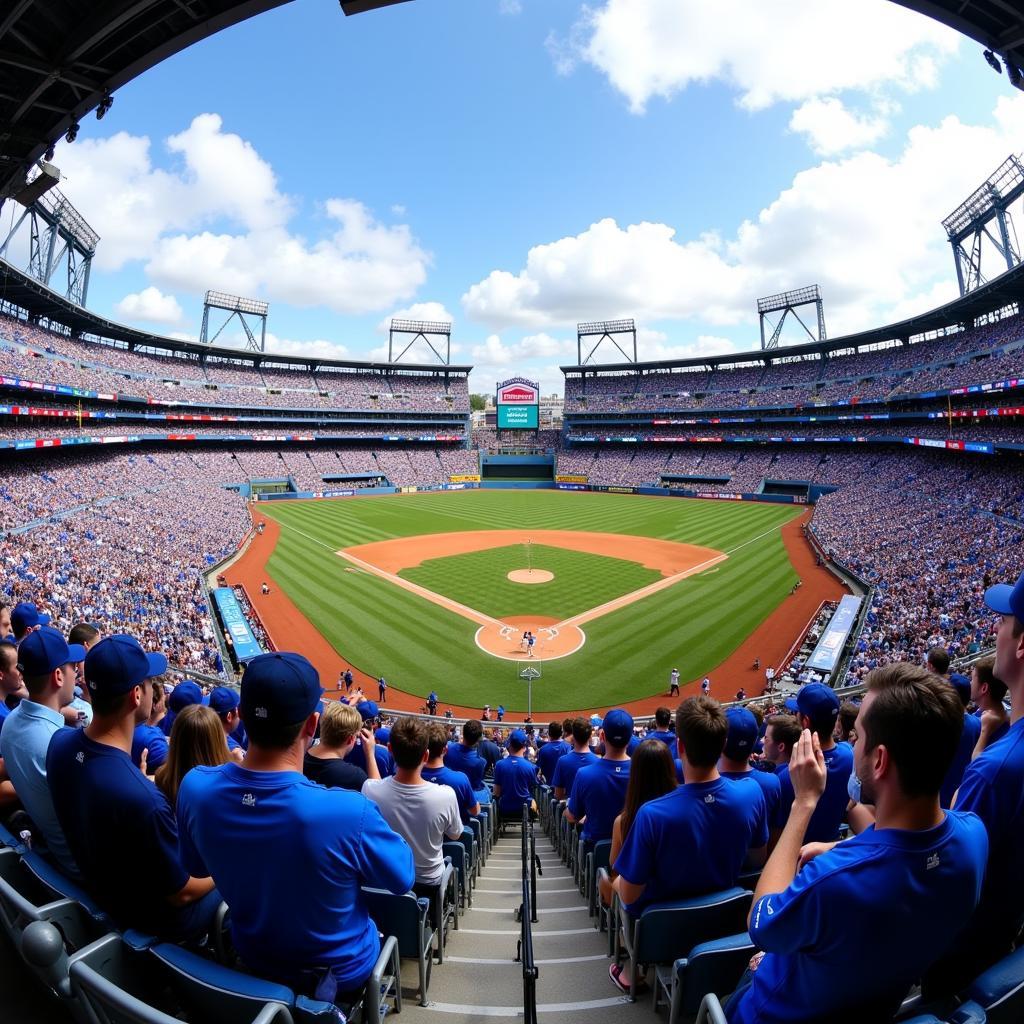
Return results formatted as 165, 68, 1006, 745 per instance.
362, 777, 461, 885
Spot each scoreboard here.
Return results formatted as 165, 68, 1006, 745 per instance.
496, 377, 539, 430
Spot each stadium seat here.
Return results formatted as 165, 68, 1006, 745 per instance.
0, 821, 25, 852
655, 932, 754, 1024
442, 841, 470, 914
418, 858, 458, 964
20, 848, 113, 930
615, 887, 754, 1002
150, 935, 401, 1023
585, 839, 612, 920
963, 946, 1024, 1024
362, 888, 434, 1006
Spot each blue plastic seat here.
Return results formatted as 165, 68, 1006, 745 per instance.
443, 840, 470, 913
363, 887, 434, 1005
964, 945, 1024, 1024
656, 932, 754, 1024
585, 839, 611, 919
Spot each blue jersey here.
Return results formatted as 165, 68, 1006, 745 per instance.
537, 740, 570, 785
177, 762, 414, 991
646, 729, 678, 750
444, 742, 487, 792
952, 718, 1024, 956
730, 811, 988, 1024
345, 741, 393, 778
493, 755, 538, 814
131, 723, 169, 771
423, 765, 477, 825
615, 777, 766, 915
47, 730, 191, 937
939, 712, 981, 809
721, 768, 781, 828
551, 750, 597, 795
568, 758, 630, 844
773, 742, 853, 843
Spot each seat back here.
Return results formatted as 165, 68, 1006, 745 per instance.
21, 848, 110, 925
592, 839, 612, 875
443, 842, 467, 893
965, 945, 1024, 1024
635, 888, 753, 967
363, 889, 431, 958
675, 933, 754, 1018
150, 942, 341, 1024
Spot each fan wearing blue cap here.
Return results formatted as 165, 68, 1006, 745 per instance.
176, 652, 414, 1002
492, 728, 539, 820
0, 627, 84, 877
770, 682, 852, 847
343, 699, 394, 777
10, 601, 50, 641
923, 571, 1024, 996
719, 706, 782, 826
46, 633, 221, 940
566, 709, 633, 848
208, 686, 246, 764
937, 667, 982, 810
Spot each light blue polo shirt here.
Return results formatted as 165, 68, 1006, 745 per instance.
0, 700, 79, 877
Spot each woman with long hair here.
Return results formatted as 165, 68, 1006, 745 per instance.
155, 704, 231, 809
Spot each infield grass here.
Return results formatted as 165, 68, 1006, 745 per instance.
260, 490, 801, 709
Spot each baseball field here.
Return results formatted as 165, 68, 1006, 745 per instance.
227, 490, 838, 712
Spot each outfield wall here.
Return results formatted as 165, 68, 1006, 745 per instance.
557, 482, 811, 504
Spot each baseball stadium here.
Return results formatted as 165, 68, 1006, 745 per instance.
1, 2, 1023, 1023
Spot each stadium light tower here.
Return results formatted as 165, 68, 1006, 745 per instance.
942, 154, 1024, 296
576, 319, 637, 365
199, 291, 269, 352
388, 319, 452, 365
756, 286, 827, 351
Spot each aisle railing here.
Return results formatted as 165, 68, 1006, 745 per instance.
515, 803, 540, 1024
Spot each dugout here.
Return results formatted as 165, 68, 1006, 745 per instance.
480, 452, 555, 488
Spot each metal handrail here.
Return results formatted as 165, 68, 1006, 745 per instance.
515, 804, 539, 1024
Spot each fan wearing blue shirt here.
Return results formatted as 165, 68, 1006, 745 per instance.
719, 706, 781, 843
614, 696, 767, 916
493, 730, 539, 820
344, 700, 394, 777
537, 720, 570, 784
160, 679, 202, 737
0, 640, 26, 741
445, 719, 490, 801
726, 664, 987, 1024
969, 655, 1010, 753
47, 634, 220, 941
939, 672, 981, 809
131, 678, 169, 774
924, 575, 1024, 996
424, 723, 479, 825
771, 683, 852, 847
209, 685, 246, 763
645, 706, 677, 749
566, 709, 632, 846
552, 717, 598, 800
0, 627, 84, 877
177, 651, 414, 1007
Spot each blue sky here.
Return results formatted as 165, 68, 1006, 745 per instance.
11, 0, 1024, 394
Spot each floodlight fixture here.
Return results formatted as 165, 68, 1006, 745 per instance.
984, 49, 1003, 73
96, 94, 114, 120
64, 122, 79, 144
576, 318, 637, 365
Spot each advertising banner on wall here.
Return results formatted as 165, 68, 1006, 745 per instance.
211, 588, 263, 663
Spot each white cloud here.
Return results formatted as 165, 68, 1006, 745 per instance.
462, 94, 1024, 341
54, 114, 430, 315
262, 334, 351, 362
391, 204, 407, 216
789, 98, 891, 156
114, 287, 185, 326
499, 0, 522, 14
552, 0, 958, 114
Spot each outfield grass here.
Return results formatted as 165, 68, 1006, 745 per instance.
400, 543, 661, 620
261, 490, 800, 709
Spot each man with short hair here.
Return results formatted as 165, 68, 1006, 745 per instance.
493, 730, 539, 819
551, 718, 597, 800
0, 604, 11, 642
927, 646, 951, 678
65, 622, 100, 727
0, 641, 27, 735
423, 724, 479, 825
537, 720, 570, 785
760, 714, 800, 772
611, 696, 767, 993
209, 686, 246, 763
445, 719, 490, 803
726, 663, 987, 1024
304, 700, 380, 791
48, 634, 219, 940
131, 677, 169, 774
771, 684, 852, 845
363, 717, 461, 894
719, 706, 782, 828
969, 655, 1009, 755
344, 701, 393, 777
939, 673, 981, 808
177, 652, 413, 1004
0, 626, 84, 876
647, 707, 677, 748
669, 669, 680, 696
566, 709, 632, 846
926, 573, 1024, 992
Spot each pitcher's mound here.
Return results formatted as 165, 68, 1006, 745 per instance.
507, 569, 554, 584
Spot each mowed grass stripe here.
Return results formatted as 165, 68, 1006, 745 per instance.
260, 491, 802, 708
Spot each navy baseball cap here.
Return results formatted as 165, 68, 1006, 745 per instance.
17, 627, 85, 676
168, 680, 203, 712
508, 728, 528, 749
949, 673, 971, 705
85, 634, 167, 697
796, 683, 840, 730
374, 726, 391, 745
209, 686, 240, 716
241, 652, 323, 725
12, 601, 49, 635
358, 700, 379, 721
724, 707, 759, 760
985, 571, 1024, 621
602, 708, 634, 748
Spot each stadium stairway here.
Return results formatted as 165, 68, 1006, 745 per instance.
398, 829, 648, 1022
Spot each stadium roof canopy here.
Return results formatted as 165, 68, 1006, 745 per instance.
0, 257, 469, 374
0, 0, 411, 202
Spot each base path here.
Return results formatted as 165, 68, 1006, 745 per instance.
227, 505, 847, 717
